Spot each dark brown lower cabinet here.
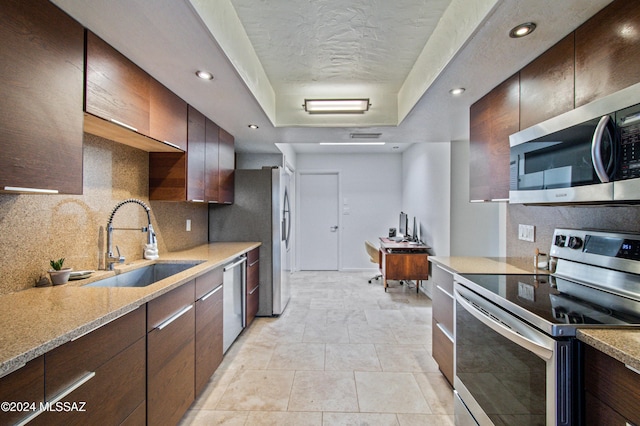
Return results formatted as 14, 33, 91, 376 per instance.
147, 282, 195, 426
36, 306, 146, 425
584, 344, 640, 426
429, 263, 455, 386
0, 356, 44, 425
246, 247, 260, 326
195, 269, 224, 396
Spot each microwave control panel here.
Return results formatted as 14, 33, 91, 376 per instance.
618, 109, 640, 180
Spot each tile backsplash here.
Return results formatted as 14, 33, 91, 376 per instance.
0, 134, 208, 295
507, 203, 640, 258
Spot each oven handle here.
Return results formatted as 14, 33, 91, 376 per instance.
455, 286, 554, 361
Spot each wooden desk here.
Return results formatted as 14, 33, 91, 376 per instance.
378, 237, 430, 292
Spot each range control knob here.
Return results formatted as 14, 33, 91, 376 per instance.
554, 235, 567, 247
567, 236, 583, 250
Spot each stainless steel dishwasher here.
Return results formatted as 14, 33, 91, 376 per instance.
223, 255, 246, 353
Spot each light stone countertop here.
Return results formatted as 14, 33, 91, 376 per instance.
429, 256, 540, 274
577, 329, 640, 371
430, 256, 640, 371
0, 242, 260, 378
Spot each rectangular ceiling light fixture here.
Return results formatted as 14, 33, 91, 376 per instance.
319, 142, 385, 146
350, 132, 382, 139
304, 99, 370, 114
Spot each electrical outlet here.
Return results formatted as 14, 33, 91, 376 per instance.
518, 224, 535, 242
186, 219, 191, 232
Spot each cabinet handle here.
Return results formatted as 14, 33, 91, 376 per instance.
4, 186, 59, 194
436, 285, 454, 300
249, 284, 260, 295
109, 118, 138, 132
156, 305, 193, 330
470, 199, 489, 203
200, 284, 222, 302
625, 364, 640, 375
190, 199, 205, 203
224, 257, 247, 271
490, 198, 509, 202
163, 140, 181, 150
249, 259, 260, 267
436, 321, 454, 342
15, 372, 95, 426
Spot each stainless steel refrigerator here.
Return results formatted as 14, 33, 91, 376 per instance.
208, 167, 292, 316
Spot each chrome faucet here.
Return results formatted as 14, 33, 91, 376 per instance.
105, 199, 156, 270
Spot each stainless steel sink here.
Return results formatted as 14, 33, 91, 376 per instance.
84, 262, 204, 288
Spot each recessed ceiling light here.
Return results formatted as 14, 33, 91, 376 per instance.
319, 142, 385, 146
449, 88, 465, 96
304, 99, 370, 114
509, 22, 536, 38
248, 124, 259, 129
195, 70, 214, 80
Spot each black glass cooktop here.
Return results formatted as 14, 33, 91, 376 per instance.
458, 273, 640, 330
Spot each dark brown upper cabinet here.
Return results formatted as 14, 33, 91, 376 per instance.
520, 33, 575, 130
469, 74, 520, 202
149, 77, 188, 151
575, 0, 640, 107
0, 0, 84, 195
218, 127, 235, 204
150, 105, 234, 203
84, 31, 185, 153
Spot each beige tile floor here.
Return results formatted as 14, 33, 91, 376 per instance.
179, 271, 454, 425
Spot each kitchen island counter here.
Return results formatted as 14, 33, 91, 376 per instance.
0, 242, 260, 378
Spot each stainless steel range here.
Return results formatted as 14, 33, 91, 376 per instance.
453, 228, 640, 426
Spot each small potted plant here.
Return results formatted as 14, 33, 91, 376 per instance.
48, 258, 72, 285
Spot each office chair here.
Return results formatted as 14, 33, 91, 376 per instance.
365, 240, 383, 284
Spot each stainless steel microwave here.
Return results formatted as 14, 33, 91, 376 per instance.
509, 83, 640, 204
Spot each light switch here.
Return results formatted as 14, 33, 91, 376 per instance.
186, 219, 191, 232
518, 224, 535, 242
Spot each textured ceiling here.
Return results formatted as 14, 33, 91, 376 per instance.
230, 0, 451, 90
51, 0, 614, 154
189, 0, 498, 127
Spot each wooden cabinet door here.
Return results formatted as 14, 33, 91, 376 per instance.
150, 77, 188, 151
205, 119, 220, 202
584, 344, 640, 425
0, 0, 84, 194
85, 31, 150, 134
469, 74, 519, 201
575, 0, 640, 107
246, 248, 260, 326
195, 269, 224, 396
489, 74, 519, 201
147, 282, 195, 426
0, 356, 44, 425
218, 127, 235, 204
469, 95, 492, 202
186, 106, 206, 202
520, 33, 575, 130
38, 307, 146, 425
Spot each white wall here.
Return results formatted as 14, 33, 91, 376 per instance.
401, 143, 451, 256
296, 153, 402, 271
449, 140, 503, 256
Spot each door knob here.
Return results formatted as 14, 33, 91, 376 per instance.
330, 226, 338, 232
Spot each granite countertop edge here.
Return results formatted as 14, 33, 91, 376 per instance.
0, 241, 260, 379
576, 329, 640, 371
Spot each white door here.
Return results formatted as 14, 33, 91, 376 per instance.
298, 172, 339, 270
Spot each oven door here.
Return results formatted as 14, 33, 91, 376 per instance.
454, 283, 574, 426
